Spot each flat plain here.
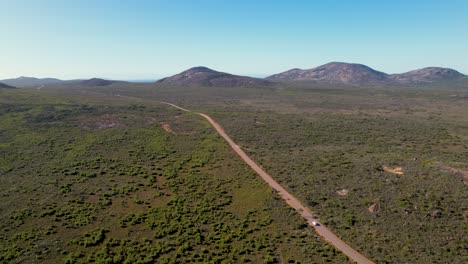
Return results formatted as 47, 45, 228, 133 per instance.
1, 82, 467, 263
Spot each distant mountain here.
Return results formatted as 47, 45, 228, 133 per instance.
266, 62, 392, 85
157, 66, 274, 87
390, 67, 465, 84
0, 82, 15, 89
0, 76, 129, 88
1, 76, 63, 87
78, 78, 122, 87
267, 62, 466, 86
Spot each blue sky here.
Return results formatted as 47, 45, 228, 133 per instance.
1, 0, 467, 79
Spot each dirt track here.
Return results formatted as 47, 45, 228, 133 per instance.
160, 102, 374, 264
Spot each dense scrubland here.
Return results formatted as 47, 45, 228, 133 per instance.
197, 86, 467, 264
73, 82, 468, 263
0, 89, 347, 263
213, 109, 467, 263
1, 82, 467, 263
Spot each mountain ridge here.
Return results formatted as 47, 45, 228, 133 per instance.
1, 76, 63, 87
267, 62, 392, 85
78, 78, 122, 87
389, 67, 465, 84
0, 82, 15, 89
157, 66, 274, 87
267, 62, 465, 86
2, 63, 466, 88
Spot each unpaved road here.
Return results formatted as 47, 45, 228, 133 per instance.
160, 102, 374, 264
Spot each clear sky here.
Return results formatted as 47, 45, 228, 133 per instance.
1, 0, 467, 79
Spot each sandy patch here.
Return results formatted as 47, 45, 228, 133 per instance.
383, 166, 404, 175
161, 122, 176, 135
336, 189, 349, 196
368, 202, 380, 214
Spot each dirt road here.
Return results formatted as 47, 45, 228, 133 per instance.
160, 102, 374, 264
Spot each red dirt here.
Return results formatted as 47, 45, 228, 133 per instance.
161, 122, 176, 135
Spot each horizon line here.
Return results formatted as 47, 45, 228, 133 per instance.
1, 62, 466, 81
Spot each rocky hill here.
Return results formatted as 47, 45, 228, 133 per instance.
267, 62, 466, 86
0, 82, 15, 89
157, 67, 274, 87
0, 76, 63, 88
78, 78, 120, 87
267, 62, 391, 85
389, 67, 465, 84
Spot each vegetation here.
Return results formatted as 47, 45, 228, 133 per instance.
70, 82, 468, 263
148, 84, 468, 264
213, 110, 467, 263
0, 89, 347, 263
